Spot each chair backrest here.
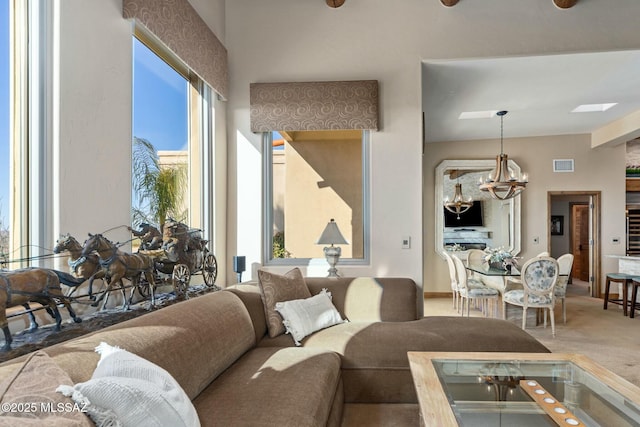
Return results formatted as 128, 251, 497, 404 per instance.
451, 254, 470, 291
555, 253, 575, 294
467, 249, 485, 268
521, 256, 559, 299
442, 251, 459, 291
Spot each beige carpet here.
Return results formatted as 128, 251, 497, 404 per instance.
424, 280, 640, 387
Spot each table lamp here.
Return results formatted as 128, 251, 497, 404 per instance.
316, 219, 349, 277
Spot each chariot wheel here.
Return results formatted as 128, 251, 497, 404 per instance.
172, 264, 191, 299
202, 253, 218, 287
136, 279, 151, 298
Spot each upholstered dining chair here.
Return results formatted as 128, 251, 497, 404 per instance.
467, 249, 485, 267
554, 253, 574, 324
466, 249, 485, 282
452, 254, 499, 317
505, 251, 551, 290
502, 256, 560, 337
442, 251, 461, 311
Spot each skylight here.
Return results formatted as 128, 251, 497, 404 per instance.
571, 103, 617, 113
458, 110, 499, 120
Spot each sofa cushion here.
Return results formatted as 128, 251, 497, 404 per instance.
58, 342, 199, 427
0, 351, 93, 427
304, 277, 419, 321
258, 268, 311, 338
258, 316, 550, 403
192, 347, 342, 427
275, 289, 346, 345
225, 284, 268, 343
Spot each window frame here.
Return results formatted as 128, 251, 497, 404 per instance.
8, 0, 51, 267
131, 25, 216, 245
262, 130, 371, 267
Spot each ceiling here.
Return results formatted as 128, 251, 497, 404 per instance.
422, 50, 640, 144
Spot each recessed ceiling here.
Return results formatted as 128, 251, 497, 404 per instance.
422, 50, 640, 143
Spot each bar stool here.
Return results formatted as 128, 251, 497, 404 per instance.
603, 273, 634, 316
630, 278, 640, 318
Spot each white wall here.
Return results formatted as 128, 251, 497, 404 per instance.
224, 0, 640, 311
55, 0, 133, 246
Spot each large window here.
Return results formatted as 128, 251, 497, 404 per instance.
132, 36, 190, 231
0, 2, 9, 265
131, 29, 215, 254
265, 130, 370, 264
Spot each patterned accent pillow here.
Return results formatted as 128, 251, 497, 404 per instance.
257, 268, 311, 338
0, 351, 93, 426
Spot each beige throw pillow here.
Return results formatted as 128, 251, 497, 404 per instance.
258, 268, 311, 337
0, 351, 93, 427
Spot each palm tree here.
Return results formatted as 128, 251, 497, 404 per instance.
132, 137, 188, 231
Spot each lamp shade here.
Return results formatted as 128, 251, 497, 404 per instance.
316, 219, 349, 245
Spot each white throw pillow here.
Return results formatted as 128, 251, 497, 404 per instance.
275, 289, 345, 345
57, 342, 200, 427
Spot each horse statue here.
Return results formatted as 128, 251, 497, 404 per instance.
0, 268, 82, 350
53, 233, 105, 298
81, 233, 156, 311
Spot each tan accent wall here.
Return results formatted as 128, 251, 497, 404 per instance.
277, 136, 363, 259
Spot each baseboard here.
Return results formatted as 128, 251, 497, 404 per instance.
424, 291, 452, 298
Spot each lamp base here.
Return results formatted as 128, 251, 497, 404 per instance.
323, 245, 342, 278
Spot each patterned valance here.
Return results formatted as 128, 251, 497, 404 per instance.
123, 0, 228, 100
250, 80, 379, 132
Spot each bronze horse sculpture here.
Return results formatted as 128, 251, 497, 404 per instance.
53, 233, 105, 298
81, 233, 156, 311
0, 268, 82, 350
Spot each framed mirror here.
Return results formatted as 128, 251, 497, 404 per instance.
435, 159, 521, 259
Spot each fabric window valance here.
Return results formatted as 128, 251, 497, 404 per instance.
123, 0, 228, 100
250, 80, 379, 132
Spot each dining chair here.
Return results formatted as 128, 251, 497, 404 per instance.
442, 251, 461, 311
554, 253, 574, 324
467, 249, 485, 268
502, 256, 559, 337
452, 255, 499, 317
505, 251, 551, 290
466, 249, 486, 283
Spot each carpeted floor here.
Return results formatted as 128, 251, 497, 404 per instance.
424, 280, 640, 387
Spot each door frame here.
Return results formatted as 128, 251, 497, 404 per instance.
547, 191, 601, 298
569, 202, 589, 283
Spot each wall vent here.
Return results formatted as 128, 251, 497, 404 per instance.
553, 159, 574, 172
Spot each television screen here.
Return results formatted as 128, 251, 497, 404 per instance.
444, 200, 484, 228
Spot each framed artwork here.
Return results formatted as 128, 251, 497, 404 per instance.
551, 215, 564, 236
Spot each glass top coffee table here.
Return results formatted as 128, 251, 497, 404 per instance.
408, 352, 640, 426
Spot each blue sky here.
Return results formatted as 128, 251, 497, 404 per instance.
0, 10, 187, 228
133, 38, 188, 151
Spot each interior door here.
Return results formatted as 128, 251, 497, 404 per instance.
571, 204, 590, 281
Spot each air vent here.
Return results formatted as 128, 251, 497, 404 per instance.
553, 159, 574, 173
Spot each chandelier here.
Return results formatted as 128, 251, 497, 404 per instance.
478, 110, 528, 200
444, 171, 473, 219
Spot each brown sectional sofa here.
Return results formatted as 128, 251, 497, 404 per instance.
0, 277, 549, 426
